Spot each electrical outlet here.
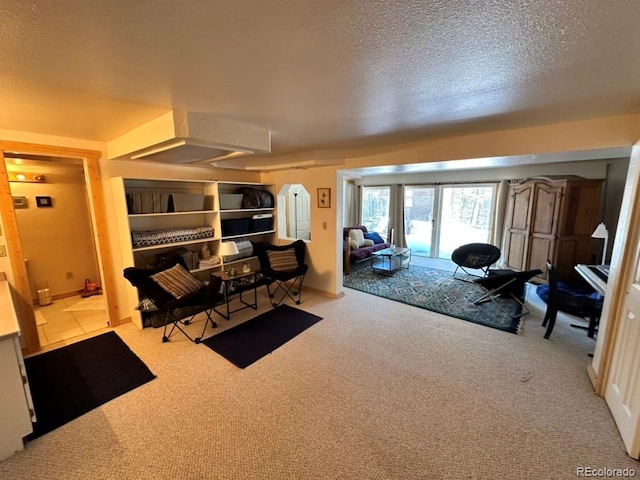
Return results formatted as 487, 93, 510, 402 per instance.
65, 272, 73, 280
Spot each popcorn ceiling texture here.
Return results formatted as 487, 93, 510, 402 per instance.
0, 1, 639, 151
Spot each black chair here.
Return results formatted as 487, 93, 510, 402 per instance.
255, 240, 309, 307
123, 254, 222, 343
474, 268, 543, 318
541, 261, 603, 339
451, 243, 501, 280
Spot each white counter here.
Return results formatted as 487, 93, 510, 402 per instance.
0, 275, 35, 462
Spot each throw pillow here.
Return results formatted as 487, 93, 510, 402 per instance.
364, 232, 384, 244
348, 228, 366, 248
151, 263, 203, 299
267, 249, 299, 272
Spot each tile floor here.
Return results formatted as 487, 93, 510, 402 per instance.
35, 294, 110, 347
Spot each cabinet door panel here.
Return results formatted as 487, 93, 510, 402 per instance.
532, 184, 562, 235
510, 186, 532, 230
528, 236, 554, 276
505, 232, 527, 270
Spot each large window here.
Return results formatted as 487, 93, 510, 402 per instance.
405, 184, 496, 259
361, 186, 390, 238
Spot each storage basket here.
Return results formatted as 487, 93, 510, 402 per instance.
168, 193, 205, 212
251, 213, 273, 232
221, 218, 251, 236
220, 194, 244, 210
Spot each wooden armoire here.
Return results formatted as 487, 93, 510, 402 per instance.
502, 176, 603, 283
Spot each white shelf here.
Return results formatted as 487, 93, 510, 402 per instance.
129, 210, 216, 218
221, 230, 276, 240
190, 264, 221, 274
224, 255, 258, 266
113, 176, 276, 330
132, 237, 217, 252
219, 208, 274, 213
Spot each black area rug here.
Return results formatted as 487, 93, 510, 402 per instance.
25, 331, 156, 439
202, 304, 323, 368
343, 262, 523, 333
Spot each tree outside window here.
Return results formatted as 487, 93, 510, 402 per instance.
361, 186, 390, 237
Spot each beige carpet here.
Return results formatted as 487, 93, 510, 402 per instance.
5, 285, 638, 479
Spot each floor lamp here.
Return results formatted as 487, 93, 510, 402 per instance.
293, 192, 298, 238
592, 223, 609, 265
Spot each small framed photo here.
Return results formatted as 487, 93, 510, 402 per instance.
36, 196, 53, 208
317, 188, 331, 208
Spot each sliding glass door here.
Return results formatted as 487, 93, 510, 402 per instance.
405, 184, 496, 259
404, 186, 436, 256
438, 185, 495, 258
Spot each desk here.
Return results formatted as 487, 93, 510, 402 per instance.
211, 270, 259, 320
575, 264, 608, 296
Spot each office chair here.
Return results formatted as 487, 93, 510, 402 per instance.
541, 261, 603, 339
255, 240, 309, 307
451, 243, 501, 280
123, 254, 222, 343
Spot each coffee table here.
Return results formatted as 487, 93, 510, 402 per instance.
372, 247, 411, 275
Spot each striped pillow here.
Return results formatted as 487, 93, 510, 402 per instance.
151, 263, 203, 299
267, 249, 299, 272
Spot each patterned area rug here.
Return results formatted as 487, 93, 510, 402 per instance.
343, 262, 523, 333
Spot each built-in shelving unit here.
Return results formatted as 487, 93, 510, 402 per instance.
112, 177, 276, 328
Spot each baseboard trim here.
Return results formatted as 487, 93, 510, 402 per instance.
302, 285, 344, 299
587, 363, 599, 395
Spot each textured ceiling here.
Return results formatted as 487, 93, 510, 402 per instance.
1, 0, 640, 155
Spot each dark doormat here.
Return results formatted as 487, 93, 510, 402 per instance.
25, 331, 156, 439
202, 304, 323, 368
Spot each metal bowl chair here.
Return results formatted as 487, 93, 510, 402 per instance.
255, 240, 309, 307
451, 243, 501, 280
123, 254, 222, 343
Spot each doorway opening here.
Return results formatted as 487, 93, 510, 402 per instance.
5, 154, 109, 347
0, 141, 117, 354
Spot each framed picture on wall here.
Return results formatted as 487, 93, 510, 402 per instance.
36, 196, 53, 208
317, 188, 331, 208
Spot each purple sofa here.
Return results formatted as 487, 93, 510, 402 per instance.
343, 226, 391, 263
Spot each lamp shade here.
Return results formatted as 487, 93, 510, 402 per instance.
218, 241, 239, 257
592, 223, 608, 239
